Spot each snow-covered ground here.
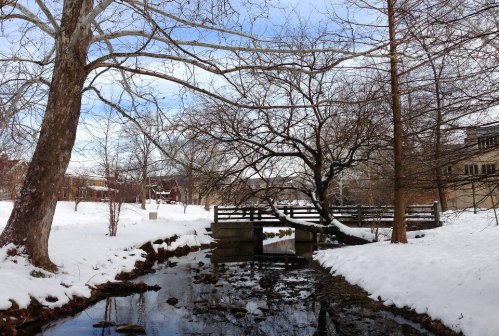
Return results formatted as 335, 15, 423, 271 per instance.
0, 201, 213, 310
1, 201, 498, 336
262, 227, 295, 245
314, 209, 499, 336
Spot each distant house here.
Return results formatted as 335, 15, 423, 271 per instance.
57, 174, 110, 202
146, 176, 182, 203
0, 155, 28, 200
57, 173, 142, 203
445, 125, 499, 210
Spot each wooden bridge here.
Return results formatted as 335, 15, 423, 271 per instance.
211, 202, 441, 242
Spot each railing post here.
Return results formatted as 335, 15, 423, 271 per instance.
283, 206, 288, 215
250, 208, 254, 222
214, 206, 218, 223
258, 208, 262, 220
433, 201, 440, 227
290, 206, 294, 218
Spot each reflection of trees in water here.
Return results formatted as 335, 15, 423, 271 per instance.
93, 256, 333, 336
98, 298, 116, 335
178, 262, 325, 336
47, 250, 430, 335
313, 301, 336, 336
137, 294, 146, 327
97, 294, 149, 334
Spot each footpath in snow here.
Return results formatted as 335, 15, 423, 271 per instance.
0, 201, 213, 311
314, 209, 499, 336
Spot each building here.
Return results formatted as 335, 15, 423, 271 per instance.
57, 173, 142, 203
0, 155, 28, 200
445, 125, 499, 210
146, 176, 182, 203
57, 174, 110, 202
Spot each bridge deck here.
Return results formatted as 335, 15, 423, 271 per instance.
213, 203, 441, 232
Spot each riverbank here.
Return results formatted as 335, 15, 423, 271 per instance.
0, 201, 495, 335
1, 240, 215, 335
0, 202, 214, 329
315, 209, 499, 336
40, 246, 460, 336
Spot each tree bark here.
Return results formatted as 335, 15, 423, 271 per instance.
141, 159, 148, 210
387, 0, 408, 244
187, 164, 194, 205
0, 0, 93, 271
432, 67, 448, 212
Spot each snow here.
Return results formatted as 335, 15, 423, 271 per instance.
262, 227, 295, 245
245, 301, 263, 316
2, 200, 499, 336
314, 209, 499, 336
276, 209, 377, 242
330, 218, 377, 241
0, 201, 213, 310
86, 185, 117, 192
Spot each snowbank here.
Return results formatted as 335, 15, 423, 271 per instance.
314, 209, 499, 336
0, 201, 213, 310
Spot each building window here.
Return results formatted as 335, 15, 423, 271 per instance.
464, 164, 479, 175
443, 166, 452, 175
78, 187, 87, 199
478, 135, 499, 149
481, 164, 496, 175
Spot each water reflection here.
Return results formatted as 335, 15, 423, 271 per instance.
41, 238, 329, 336
40, 238, 433, 336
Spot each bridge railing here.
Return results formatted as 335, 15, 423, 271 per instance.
213, 202, 441, 230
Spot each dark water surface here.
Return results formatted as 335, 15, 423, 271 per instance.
40, 239, 435, 336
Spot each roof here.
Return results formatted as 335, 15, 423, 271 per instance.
87, 185, 118, 192
65, 173, 107, 181
148, 176, 182, 189
148, 176, 180, 190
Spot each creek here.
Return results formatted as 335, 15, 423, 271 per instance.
39, 235, 438, 336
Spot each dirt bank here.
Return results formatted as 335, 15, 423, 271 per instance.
0, 236, 215, 336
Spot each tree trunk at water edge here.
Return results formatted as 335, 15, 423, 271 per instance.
387, 0, 408, 244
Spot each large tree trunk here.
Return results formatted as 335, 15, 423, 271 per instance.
432, 68, 448, 212
387, 0, 408, 244
0, 0, 93, 271
434, 99, 448, 212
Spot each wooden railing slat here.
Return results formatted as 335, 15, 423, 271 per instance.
214, 203, 440, 228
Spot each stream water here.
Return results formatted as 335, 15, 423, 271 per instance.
39, 238, 436, 336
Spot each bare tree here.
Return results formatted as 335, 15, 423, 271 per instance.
72, 175, 88, 212
333, 0, 498, 244
2, 0, 376, 269
397, 1, 499, 213
92, 110, 125, 236
384, 0, 408, 243
123, 113, 161, 210
184, 46, 385, 243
